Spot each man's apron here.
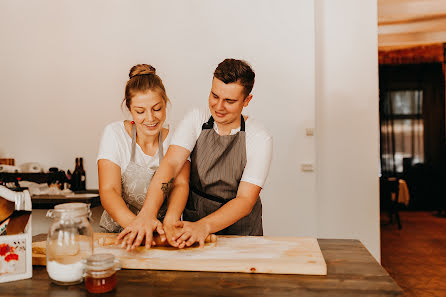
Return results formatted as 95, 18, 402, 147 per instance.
99, 123, 167, 233
183, 115, 263, 235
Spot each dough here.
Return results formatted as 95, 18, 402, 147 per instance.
96, 233, 217, 248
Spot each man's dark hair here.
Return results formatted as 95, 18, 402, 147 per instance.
213, 58, 255, 97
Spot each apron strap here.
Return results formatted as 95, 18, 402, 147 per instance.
130, 122, 165, 162
157, 128, 164, 160
190, 186, 230, 204
202, 116, 214, 130
130, 123, 137, 162
202, 115, 245, 131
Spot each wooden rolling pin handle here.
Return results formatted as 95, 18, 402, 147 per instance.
205, 234, 217, 243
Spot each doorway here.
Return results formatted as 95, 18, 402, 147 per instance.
379, 63, 446, 210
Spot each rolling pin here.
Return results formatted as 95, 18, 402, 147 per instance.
0, 196, 15, 223
6, 210, 32, 235
0, 186, 17, 223
151, 233, 217, 247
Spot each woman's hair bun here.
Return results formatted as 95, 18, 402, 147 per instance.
129, 64, 156, 79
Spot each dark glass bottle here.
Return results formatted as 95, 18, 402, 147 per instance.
79, 157, 86, 191
71, 158, 80, 191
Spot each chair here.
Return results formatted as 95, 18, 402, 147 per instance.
381, 177, 402, 229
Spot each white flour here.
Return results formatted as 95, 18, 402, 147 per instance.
95, 237, 300, 260
47, 260, 84, 282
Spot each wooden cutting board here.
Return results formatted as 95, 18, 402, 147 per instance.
33, 233, 327, 275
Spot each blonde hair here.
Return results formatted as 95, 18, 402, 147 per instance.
123, 64, 169, 109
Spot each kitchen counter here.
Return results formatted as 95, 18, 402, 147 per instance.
0, 235, 405, 297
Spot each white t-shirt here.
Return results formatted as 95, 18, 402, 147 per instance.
171, 107, 273, 188
96, 121, 172, 173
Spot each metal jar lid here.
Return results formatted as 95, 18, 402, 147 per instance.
85, 253, 117, 271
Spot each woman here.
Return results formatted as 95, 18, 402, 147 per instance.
96, 64, 189, 248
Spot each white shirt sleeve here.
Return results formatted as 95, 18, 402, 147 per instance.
170, 108, 204, 153
240, 123, 273, 188
96, 124, 123, 168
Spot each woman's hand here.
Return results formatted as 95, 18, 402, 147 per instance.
162, 217, 183, 247
116, 214, 165, 250
174, 220, 210, 248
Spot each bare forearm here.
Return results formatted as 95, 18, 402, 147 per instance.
99, 188, 136, 228
198, 196, 254, 234
140, 158, 183, 218
164, 161, 190, 222
164, 184, 188, 222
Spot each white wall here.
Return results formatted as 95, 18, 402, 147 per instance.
0, 1, 380, 260
314, 0, 380, 260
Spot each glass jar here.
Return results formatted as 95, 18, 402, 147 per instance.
46, 202, 93, 285
84, 253, 120, 293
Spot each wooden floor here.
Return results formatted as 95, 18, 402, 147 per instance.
381, 211, 446, 297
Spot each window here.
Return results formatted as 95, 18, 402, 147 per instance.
381, 90, 424, 173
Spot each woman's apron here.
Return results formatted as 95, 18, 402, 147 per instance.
99, 124, 167, 233
183, 115, 263, 235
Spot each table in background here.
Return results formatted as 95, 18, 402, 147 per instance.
31, 190, 100, 209
0, 234, 405, 297
31, 190, 103, 235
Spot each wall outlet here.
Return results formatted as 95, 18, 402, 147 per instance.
301, 163, 314, 172
305, 128, 314, 136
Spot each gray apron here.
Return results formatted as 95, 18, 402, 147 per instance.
99, 124, 167, 233
183, 115, 263, 235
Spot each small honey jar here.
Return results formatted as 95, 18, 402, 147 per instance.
84, 253, 120, 293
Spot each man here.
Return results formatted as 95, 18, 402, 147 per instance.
118, 58, 273, 249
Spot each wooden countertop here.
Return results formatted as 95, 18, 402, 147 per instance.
31, 190, 100, 209
0, 235, 405, 297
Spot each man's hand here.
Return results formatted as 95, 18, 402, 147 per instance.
116, 214, 165, 250
162, 217, 183, 247
174, 220, 210, 248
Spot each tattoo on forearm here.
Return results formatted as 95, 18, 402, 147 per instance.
161, 178, 174, 200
